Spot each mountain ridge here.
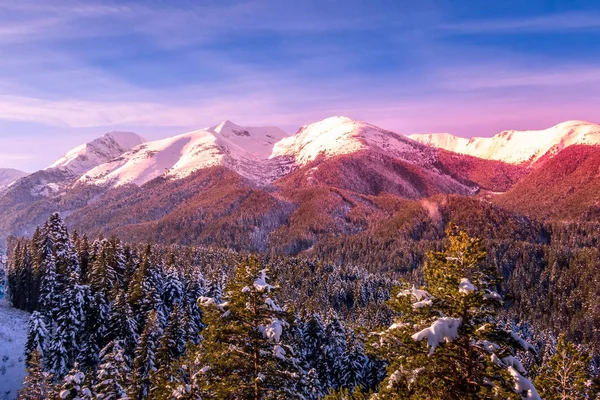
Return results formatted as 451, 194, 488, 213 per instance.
0, 168, 28, 191
1, 116, 600, 247
409, 120, 600, 165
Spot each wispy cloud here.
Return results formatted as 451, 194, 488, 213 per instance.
442, 11, 600, 34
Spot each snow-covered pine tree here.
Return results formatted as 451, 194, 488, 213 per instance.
107, 292, 138, 358
303, 312, 330, 392
150, 303, 189, 399
156, 303, 187, 366
73, 233, 90, 283
184, 256, 306, 399
128, 246, 166, 329
48, 273, 88, 378
94, 340, 131, 400
325, 314, 349, 390
38, 247, 59, 328
25, 311, 48, 366
534, 334, 598, 400
342, 330, 370, 391
77, 290, 110, 371
372, 224, 539, 399
56, 364, 93, 400
130, 310, 163, 400
46, 212, 80, 278
88, 239, 119, 297
162, 261, 184, 311
181, 268, 207, 345
18, 350, 53, 400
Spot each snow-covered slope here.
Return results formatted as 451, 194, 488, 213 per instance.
273, 116, 477, 196
0, 297, 29, 400
49, 131, 146, 175
79, 121, 291, 187
79, 116, 476, 192
409, 120, 600, 165
0, 132, 145, 199
0, 169, 28, 191
272, 116, 437, 165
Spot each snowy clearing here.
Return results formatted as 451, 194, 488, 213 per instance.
0, 297, 29, 400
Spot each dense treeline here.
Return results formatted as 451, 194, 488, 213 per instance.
7, 214, 386, 398
6, 214, 600, 399
311, 198, 600, 352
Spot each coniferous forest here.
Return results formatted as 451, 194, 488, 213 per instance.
5, 213, 600, 399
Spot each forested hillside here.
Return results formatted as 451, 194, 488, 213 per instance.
5, 214, 600, 399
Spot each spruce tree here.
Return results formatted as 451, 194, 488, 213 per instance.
25, 311, 48, 366
304, 313, 330, 392
181, 256, 305, 399
94, 340, 131, 400
107, 292, 138, 358
325, 314, 348, 390
156, 303, 187, 366
18, 350, 53, 400
130, 310, 163, 400
534, 334, 598, 400
372, 225, 539, 399
56, 364, 93, 399
48, 274, 87, 378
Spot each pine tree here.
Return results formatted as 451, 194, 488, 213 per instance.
156, 303, 187, 366
130, 310, 163, 400
38, 250, 58, 327
535, 334, 598, 400
107, 292, 138, 358
325, 314, 348, 390
77, 290, 110, 371
18, 350, 53, 400
25, 311, 48, 366
162, 254, 184, 310
128, 246, 166, 329
94, 341, 131, 400
182, 256, 306, 399
303, 313, 330, 391
56, 364, 93, 399
342, 330, 370, 390
46, 213, 80, 277
48, 274, 87, 378
372, 224, 539, 399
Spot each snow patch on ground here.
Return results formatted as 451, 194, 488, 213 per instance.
0, 297, 29, 400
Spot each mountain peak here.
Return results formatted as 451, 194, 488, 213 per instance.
207, 120, 244, 136
103, 131, 147, 149
0, 168, 28, 190
48, 131, 146, 175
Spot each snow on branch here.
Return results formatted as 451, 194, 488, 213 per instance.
254, 269, 275, 292
508, 366, 541, 400
411, 317, 461, 355
398, 285, 432, 301
458, 278, 476, 294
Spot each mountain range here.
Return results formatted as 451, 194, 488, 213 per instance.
0, 169, 28, 191
1, 116, 599, 252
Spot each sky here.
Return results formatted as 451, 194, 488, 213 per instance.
1, 0, 599, 171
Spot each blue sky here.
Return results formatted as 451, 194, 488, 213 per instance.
1, 0, 599, 171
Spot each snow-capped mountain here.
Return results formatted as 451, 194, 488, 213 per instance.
0, 132, 145, 201
273, 116, 435, 165
273, 116, 477, 197
49, 131, 146, 176
79, 116, 475, 196
409, 120, 600, 165
79, 121, 291, 187
0, 168, 28, 191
